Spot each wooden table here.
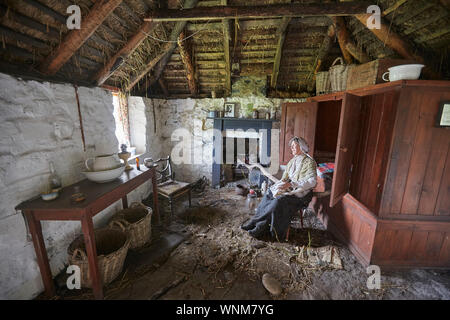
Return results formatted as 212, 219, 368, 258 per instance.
15, 165, 159, 300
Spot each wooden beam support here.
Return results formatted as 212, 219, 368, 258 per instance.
307, 22, 335, 92
345, 42, 370, 63
93, 21, 158, 85
39, 0, 123, 75
271, 17, 291, 90
355, 14, 443, 79
125, 44, 171, 91
331, 16, 353, 64
144, 2, 371, 22
355, 14, 423, 63
132, 0, 199, 93
177, 31, 197, 96
222, 0, 231, 96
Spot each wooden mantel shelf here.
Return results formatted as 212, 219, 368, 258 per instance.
207, 117, 279, 122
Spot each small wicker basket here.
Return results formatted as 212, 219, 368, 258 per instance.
109, 202, 152, 249
329, 57, 353, 93
315, 71, 331, 95
68, 228, 130, 288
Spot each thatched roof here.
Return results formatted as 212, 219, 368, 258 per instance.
0, 0, 448, 98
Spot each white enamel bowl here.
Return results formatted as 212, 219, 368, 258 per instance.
82, 164, 125, 183
382, 64, 425, 82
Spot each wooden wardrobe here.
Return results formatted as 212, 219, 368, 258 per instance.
280, 80, 450, 268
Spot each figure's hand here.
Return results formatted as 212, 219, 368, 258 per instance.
279, 182, 291, 190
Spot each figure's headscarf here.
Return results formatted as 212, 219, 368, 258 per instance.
289, 136, 309, 154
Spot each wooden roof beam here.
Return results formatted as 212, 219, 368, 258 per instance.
125, 44, 171, 91
222, 0, 231, 96
93, 21, 159, 85
307, 22, 335, 92
140, 0, 200, 94
355, 14, 423, 62
333, 16, 369, 64
355, 14, 441, 79
331, 16, 353, 64
128, 0, 199, 93
177, 31, 198, 96
271, 17, 291, 90
39, 0, 123, 76
144, 2, 371, 22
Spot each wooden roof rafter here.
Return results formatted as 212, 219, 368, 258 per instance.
144, 2, 372, 22
270, 17, 291, 90
39, 0, 123, 76
221, 0, 231, 96
177, 30, 198, 96
93, 20, 160, 86
127, 0, 199, 94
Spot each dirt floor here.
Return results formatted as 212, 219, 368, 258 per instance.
51, 183, 450, 300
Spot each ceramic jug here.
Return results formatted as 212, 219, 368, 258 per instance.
85, 154, 121, 172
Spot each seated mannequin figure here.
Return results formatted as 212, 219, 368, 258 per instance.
241, 136, 317, 240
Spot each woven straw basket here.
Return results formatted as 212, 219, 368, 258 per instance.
329, 57, 352, 93
316, 71, 331, 95
109, 202, 152, 249
68, 228, 130, 288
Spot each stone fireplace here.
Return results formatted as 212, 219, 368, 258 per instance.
211, 118, 277, 187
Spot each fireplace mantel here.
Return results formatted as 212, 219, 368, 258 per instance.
207, 117, 279, 122
211, 117, 277, 187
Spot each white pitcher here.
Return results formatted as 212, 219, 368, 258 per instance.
85, 154, 121, 172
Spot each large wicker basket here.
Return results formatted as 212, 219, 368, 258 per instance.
329, 57, 352, 93
316, 71, 331, 95
109, 202, 152, 249
68, 228, 130, 288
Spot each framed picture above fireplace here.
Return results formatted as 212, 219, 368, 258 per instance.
224, 103, 236, 118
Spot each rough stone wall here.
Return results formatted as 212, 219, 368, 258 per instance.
128, 95, 306, 184
0, 73, 150, 299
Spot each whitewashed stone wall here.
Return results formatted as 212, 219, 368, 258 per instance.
0, 73, 150, 299
128, 95, 305, 184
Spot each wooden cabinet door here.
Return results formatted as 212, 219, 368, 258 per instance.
330, 93, 362, 207
280, 102, 318, 165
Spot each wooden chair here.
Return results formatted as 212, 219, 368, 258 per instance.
285, 191, 331, 241
153, 156, 192, 221
285, 206, 309, 241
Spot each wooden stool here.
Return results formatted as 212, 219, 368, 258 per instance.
157, 180, 192, 221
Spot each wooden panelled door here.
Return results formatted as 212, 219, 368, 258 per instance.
280, 102, 318, 165
330, 93, 362, 207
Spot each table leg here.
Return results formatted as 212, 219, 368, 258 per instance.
122, 196, 128, 209
25, 211, 56, 298
81, 215, 103, 300
169, 197, 174, 222
152, 170, 160, 225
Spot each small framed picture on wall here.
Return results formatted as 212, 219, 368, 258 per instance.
436, 101, 450, 127
224, 103, 236, 118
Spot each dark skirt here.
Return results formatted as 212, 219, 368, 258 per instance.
244, 189, 313, 240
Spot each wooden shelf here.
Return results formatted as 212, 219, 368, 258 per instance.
207, 117, 279, 122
